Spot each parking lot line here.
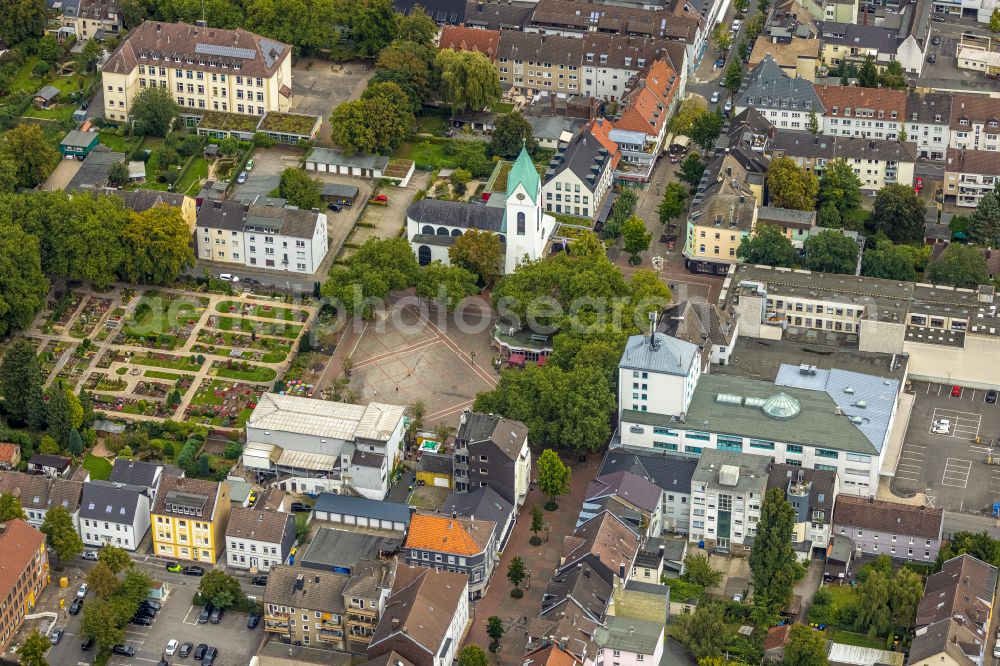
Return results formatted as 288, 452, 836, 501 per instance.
182, 605, 199, 625
942, 458, 972, 488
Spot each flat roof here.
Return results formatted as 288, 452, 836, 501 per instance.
247, 394, 404, 442
300, 528, 401, 570
715, 337, 908, 383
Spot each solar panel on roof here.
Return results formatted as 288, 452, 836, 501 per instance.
195, 43, 256, 60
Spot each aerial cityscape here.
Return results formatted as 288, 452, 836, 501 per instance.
2, 0, 1000, 665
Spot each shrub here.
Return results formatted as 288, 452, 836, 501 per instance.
33, 61, 51, 77
510, 588, 523, 599
223, 442, 242, 460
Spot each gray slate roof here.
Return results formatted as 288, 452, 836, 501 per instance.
736, 56, 823, 113
108, 459, 161, 489
66, 148, 126, 192
61, 130, 98, 148
463, 0, 533, 30
263, 564, 348, 611
442, 486, 514, 528
456, 412, 528, 460
407, 199, 505, 232
35, 85, 60, 101
619, 332, 699, 376
544, 125, 614, 193
79, 480, 146, 524
246, 204, 322, 239
313, 492, 412, 525
772, 130, 917, 163
599, 450, 698, 495
817, 21, 901, 52
906, 91, 952, 124
585, 471, 662, 513
121, 189, 188, 212
593, 616, 663, 654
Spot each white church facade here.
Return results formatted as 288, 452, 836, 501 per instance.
405, 148, 556, 274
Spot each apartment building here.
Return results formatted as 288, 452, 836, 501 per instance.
264, 566, 349, 650
817, 18, 926, 75
688, 450, 769, 554
814, 85, 905, 141
949, 94, 1000, 151
438, 26, 500, 61
453, 411, 531, 507
617, 331, 702, 423
0, 471, 82, 529
904, 92, 952, 161
579, 34, 667, 100
60, 0, 122, 42
108, 458, 165, 504
593, 616, 665, 666
610, 58, 681, 183
725, 262, 1000, 388
151, 476, 231, 564
102, 21, 292, 123
944, 147, 1000, 208
196, 200, 329, 274
496, 32, 583, 98
403, 513, 497, 599
832, 495, 944, 561
541, 119, 619, 219
767, 464, 837, 560
343, 559, 394, 653
557, 511, 641, 585
0, 520, 48, 652
79, 480, 152, 551
225, 506, 295, 572
735, 56, 824, 131
367, 566, 470, 666
771, 131, 916, 191
598, 450, 700, 535
582, 471, 664, 537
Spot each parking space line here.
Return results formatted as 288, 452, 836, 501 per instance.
182, 605, 198, 626
942, 458, 972, 488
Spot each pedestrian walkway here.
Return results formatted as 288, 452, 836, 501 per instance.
463, 453, 601, 664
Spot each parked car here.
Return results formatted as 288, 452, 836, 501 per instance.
203, 646, 219, 666
248, 613, 261, 629
194, 643, 209, 660
327, 203, 341, 212
237, 171, 248, 184
113, 644, 136, 656
179, 642, 194, 658
931, 13, 946, 21
76, 583, 89, 599
710, 91, 721, 104
131, 614, 154, 626
81, 636, 95, 651
50, 628, 64, 645
198, 604, 213, 624
714, 58, 725, 68
369, 194, 389, 205
915, 176, 923, 191
209, 607, 225, 624
69, 598, 83, 615
242, 277, 261, 285
252, 575, 268, 586
141, 599, 162, 611
82, 550, 99, 561
183, 565, 206, 576
987, 389, 998, 404
932, 35, 941, 45
166, 639, 179, 655
951, 385, 962, 397
166, 561, 182, 572
723, 100, 733, 114
245, 159, 254, 171
219, 273, 240, 283
290, 502, 310, 512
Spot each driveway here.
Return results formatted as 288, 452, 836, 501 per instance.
229, 145, 304, 202
43, 158, 82, 191
794, 558, 824, 624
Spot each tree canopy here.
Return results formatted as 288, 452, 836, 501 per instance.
321, 237, 420, 318
41, 505, 84, 563
0, 339, 46, 428
449, 228, 505, 286
869, 183, 926, 243
278, 168, 324, 209
658, 182, 688, 224
490, 112, 537, 159
130, 86, 181, 137
783, 625, 828, 666
861, 239, 928, 282
330, 81, 414, 155
0, 0, 46, 46
737, 224, 796, 267
536, 449, 570, 503
0, 224, 48, 337
802, 229, 858, 274
436, 49, 502, 114
766, 157, 818, 211
749, 487, 800, 617
927, 243, 989, 288
817, 159, 863, 228
120, 204, 195, 285
415, 262, 479, 311
0, 124, 59, 190
970, 191, 1000, 247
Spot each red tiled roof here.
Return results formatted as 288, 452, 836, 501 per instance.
0, 444, 19, 465
765, 625, 792, 651
813, 84, 905, 120
405, 513, 495, 555
439, 26, 501, 61
0, 520, 45, 604
949, 93, 1000, 130
613, 59, 679, 136
588, 118, 621, 171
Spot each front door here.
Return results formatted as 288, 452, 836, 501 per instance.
250, 557, 258, 569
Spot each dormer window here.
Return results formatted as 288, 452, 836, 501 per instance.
890, 111, 897, 119
832, 106, 838, 114
934, 114, 941, 122
911, 113, 917, 121
991, 121, 998, 128
961, 118, 969, 125
878, 110, 884, 119
844, 108, 851, 117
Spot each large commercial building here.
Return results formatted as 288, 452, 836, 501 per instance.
101, 21, 292, 123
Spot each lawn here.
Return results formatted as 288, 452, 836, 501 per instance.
825, 628, 886, 650
176, 156, 209, 196
131, 354, 203, 372
212, 363, 277, 382
83, 453, 113, 481
394, 140, 461, 170
210, 315, 302, 339
99, 131, 135, 153
143, 370, 186, 380
491, 101, 515, 114
416, 114, 449, 136
23, 104, 76, 123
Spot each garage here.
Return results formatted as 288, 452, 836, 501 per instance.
309, 493, 411, 534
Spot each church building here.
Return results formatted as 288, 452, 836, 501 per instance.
405, 148, 555, 274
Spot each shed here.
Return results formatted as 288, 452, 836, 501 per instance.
72, 108, 88, 123
304, 147, 388, 179
93, 419, 126, 435
321, 183, 360, 205
34, 85, 61, 108
59, 129, 99, 157
416, 452, 453, 489
128, 161, 146, 182
204, 144, 219, 158
311, 492, 410, 532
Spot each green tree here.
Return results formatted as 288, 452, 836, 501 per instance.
806, 109, 820, 135
75, 38, 104, 74
130, 86, 180, 137
783, 624, 828, 666
658, 182, 688, 224
0, 124, 59, 189
928, 243, 989, 288
890, 567, 923, 630
878, 60, 907, 90
416, 261, 479, 310
351, 0, 398, 57
669, 99, 704, 137
321, 237, 421, 318
991, 7, 1000, 32
0, 0, 46, 45
198, 453, 211, 476
68, 428, 84, 456
0, 493, 27, 522
723, 59, 744, 97
436, 49, 502, 114
449, 228, 504, 286
507, 555, 527, 589
0, 228, 48, 338
858, 55, 878, 88
457, 645, 489, 666
530, 504, 544, 541
87, 561, 121, 600
861, 239, 927, 282
678, 152, 706, 188
936, 531, 1000, 569
622, 216, 652, 264
767, 156, 818, 210
396, 5, 437, 45
81, 599, 126, 653
712, 24, 733, 53
682, 552, 723, 588
817, 158, 863, 224
41, 505, 84, 564
0, 340, 45, 428
450, 168, 472, 194
486, 615, 504, 652
737, 224, 796, 267
676, 602, 727, 659
330, 82, 414, 155
490, 111, 537, 158
749, 487, 800, 615
99, 545, 132, 574
803, 229, 858, 274
119, 204, 195, 285
691, 111, 724, 151
278, 168, 323, 209
536, 449, 571, 509
0, 156, 17, 194
970, 191, 1000, 247
18, 628, 50, 666
198, 569, 245, 609
45, 382, 73, 446
856, 568, 892, 638
108, 161, 130, 188
870, 183, 926, 243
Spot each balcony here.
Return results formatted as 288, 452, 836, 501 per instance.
265, 614, 290, 635
347, 613, 377, 626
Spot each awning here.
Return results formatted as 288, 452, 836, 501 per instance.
508, 353, 526, 367
276, 449, 339, 472
279, 84, 292, 98
537, 355, 547, 367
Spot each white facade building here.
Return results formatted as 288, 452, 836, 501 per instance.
688, 449, 769, 553
225, 506, 295, 572
617, 331, 702, 422
78, 480, 152, 551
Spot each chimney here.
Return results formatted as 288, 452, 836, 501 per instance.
619, 563, 625, 578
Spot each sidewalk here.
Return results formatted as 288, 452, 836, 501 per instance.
463, 453, 601, 664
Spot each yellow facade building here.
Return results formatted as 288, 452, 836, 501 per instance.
151, 476, 230, 564
101, 21, 292, 124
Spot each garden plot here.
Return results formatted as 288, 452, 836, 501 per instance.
184, 380, 265, 428
194, 329, 293, 363
69, 297, 114, 339
215, 300, 309, 322
39, 291, 84, 335
93, 392, 173, 418
128, 352, 204, 373
56, 346, 96, 385
99, 306, 128, 341
205, 314, 303, 339
209, 359, 277, 383
117, 291, 209, 349
38, 340, 72, 378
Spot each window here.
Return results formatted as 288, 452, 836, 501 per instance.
786, 445, 803, 454
517, 212, 525, 235
816, 449, 838, 459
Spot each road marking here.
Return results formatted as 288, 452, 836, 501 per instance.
182, 605, 199, 625
942, 458, 972, 488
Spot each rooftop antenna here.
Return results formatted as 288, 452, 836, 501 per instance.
648, 311, 660, 351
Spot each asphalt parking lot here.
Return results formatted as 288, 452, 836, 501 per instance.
229, 145, 304, 203
890, 380, 1000, 513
